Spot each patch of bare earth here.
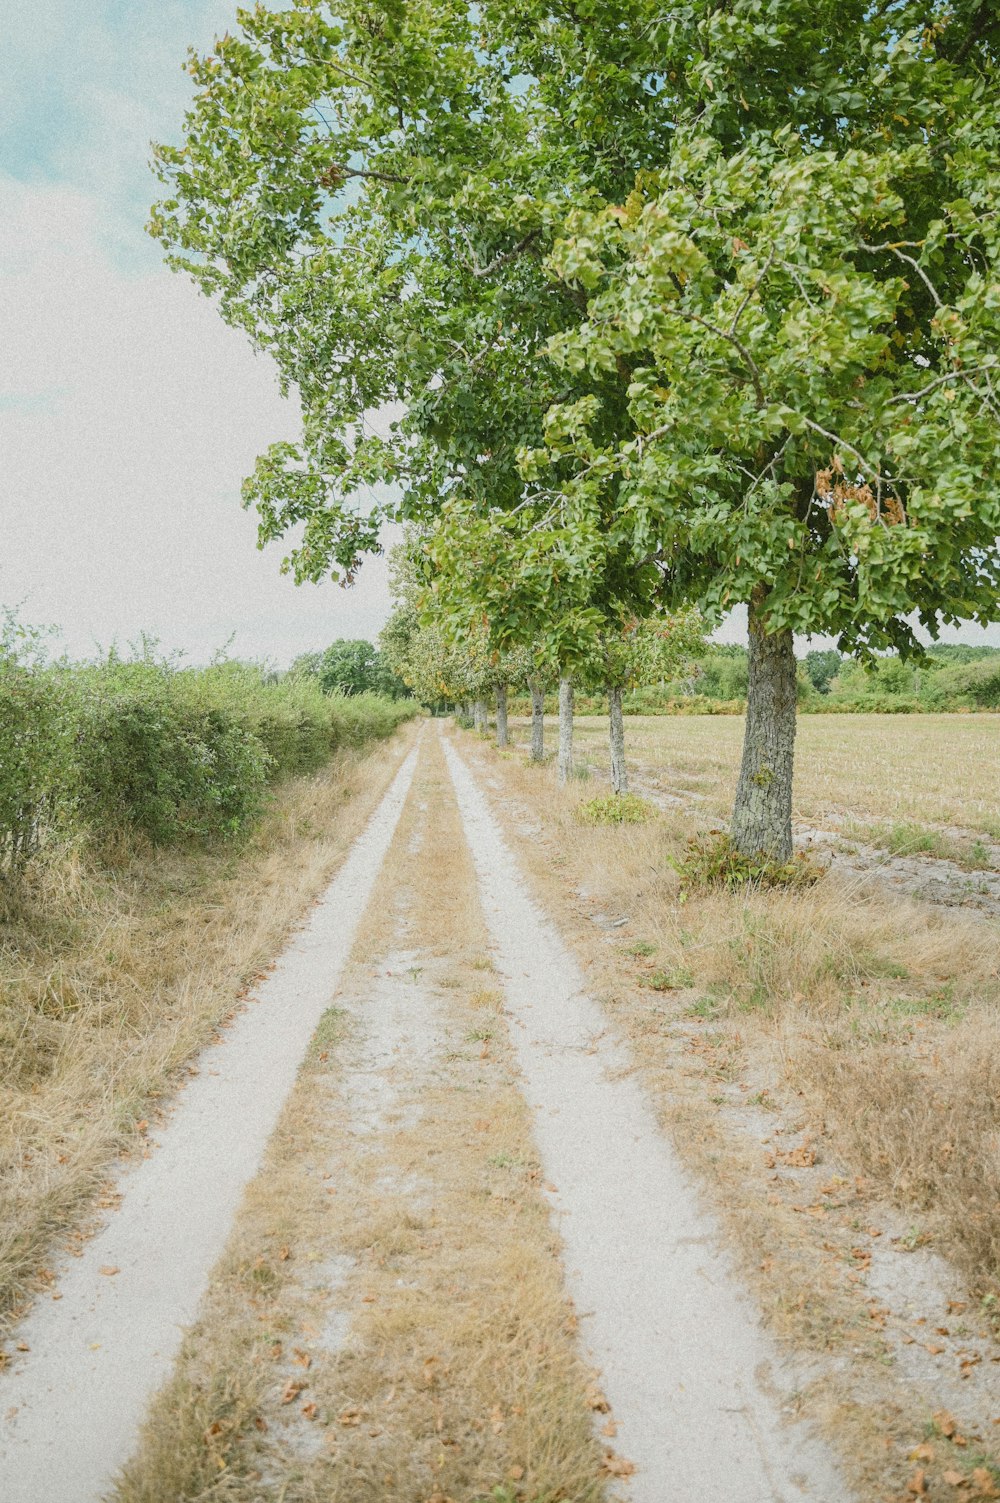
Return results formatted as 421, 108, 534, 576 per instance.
0, 727, 418, 1341
111, 728, 607, 1503
458, 722, 1000, 1503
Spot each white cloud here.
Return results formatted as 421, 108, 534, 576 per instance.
0, 176, 395, 666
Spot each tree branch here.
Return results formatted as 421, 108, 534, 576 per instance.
887, 362, 1000, 405
472, 229, 542, 279
859, 240, 943, 309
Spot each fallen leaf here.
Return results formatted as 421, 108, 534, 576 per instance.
601, 1452, 636, 1478
281, 1380, 306, 1405
906, 1470, 929, 1495
278, 1246, 290, 1262
292, 1348, 311, 1369
339, 1408, 362, 1426
926, 1343, 947, 1356
269, 1342, 283, 1360
778, 1145, 817, 1168
970, 1469, 1000, 1498
936, 1411, 959, 1437
99, 1266, 120, 1277
910, 1444, 935, 1463
601, 1419, 618, 1438
302, 1402, 318, 1420
585, 1383, 610, 1413
15, 1341, 29, 1352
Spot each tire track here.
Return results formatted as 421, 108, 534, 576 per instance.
442, 725, 847, 1502
0, 740, 420, 1503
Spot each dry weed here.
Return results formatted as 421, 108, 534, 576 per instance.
0, 729, 417, 1333
457, 723, 1000, 1496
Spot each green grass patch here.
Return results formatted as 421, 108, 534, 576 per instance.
576, 792, 653, 825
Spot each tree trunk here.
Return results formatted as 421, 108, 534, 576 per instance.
529, 680, 545, 762
557, 677, 574, 785
495, 684, 509, 749
730, 587, 797, 861
608, 685, 628, 795
473, 699, 488, 734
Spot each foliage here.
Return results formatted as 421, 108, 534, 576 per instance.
0, 631, 418, 869
68, 659, 272, 844
0, 648, 70, 882
804, 650, 843, 696
542, 11, 1000, 657
669, 833, 825, 895
292, 639, 408, 699
576, 793, 653, 826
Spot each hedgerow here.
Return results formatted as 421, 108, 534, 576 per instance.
0, 643, 418, 881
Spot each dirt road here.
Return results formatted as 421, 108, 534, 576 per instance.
0, 723, 844, 1502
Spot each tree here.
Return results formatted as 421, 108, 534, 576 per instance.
804, 650, 843, 697
153, 3, 1000, 859
579, 611, 705, 794
542, 23, 1000, 856
293, 639, 407, 698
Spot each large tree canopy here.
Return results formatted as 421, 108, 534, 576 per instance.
152, 0, 1000, 856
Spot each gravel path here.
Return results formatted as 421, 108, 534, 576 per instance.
0, 744, 419, 1503
443, 727, 847, 1502
1, 723, 850, 1500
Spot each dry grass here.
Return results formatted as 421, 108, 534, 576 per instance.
562, 712, 1000, 836
0, 727, 417, 1337
112, 730, 609, 1503
458, 727, 1000, 1498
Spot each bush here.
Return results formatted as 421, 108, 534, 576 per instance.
0, 631, 421, 871
669, 832, 825, 894
0, 658, 69, 881
67, 660, 272, 845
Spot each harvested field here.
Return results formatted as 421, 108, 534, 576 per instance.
567, 713, 1000, 837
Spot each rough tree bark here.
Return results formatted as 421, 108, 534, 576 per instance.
730, 586, 797, 861
529, 680, 545, 762
473, 699, 488, 735
557, 676, 574, 785
495, 683, 509, 749
608, 685, 628, 795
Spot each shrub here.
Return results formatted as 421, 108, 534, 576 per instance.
669, 832, 825, 894
0, 658, 69, 881
576, 793, 654, 825
67, 660, 271, 845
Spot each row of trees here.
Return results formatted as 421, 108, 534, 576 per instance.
153, 1, 1000, 858
378, 532, 703, 791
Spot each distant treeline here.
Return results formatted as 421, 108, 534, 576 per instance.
0, 628, 417, 883
512, 643, 1000, 717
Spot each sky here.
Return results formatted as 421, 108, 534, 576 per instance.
0, 0, 395, 668
1, 4, 997, 666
